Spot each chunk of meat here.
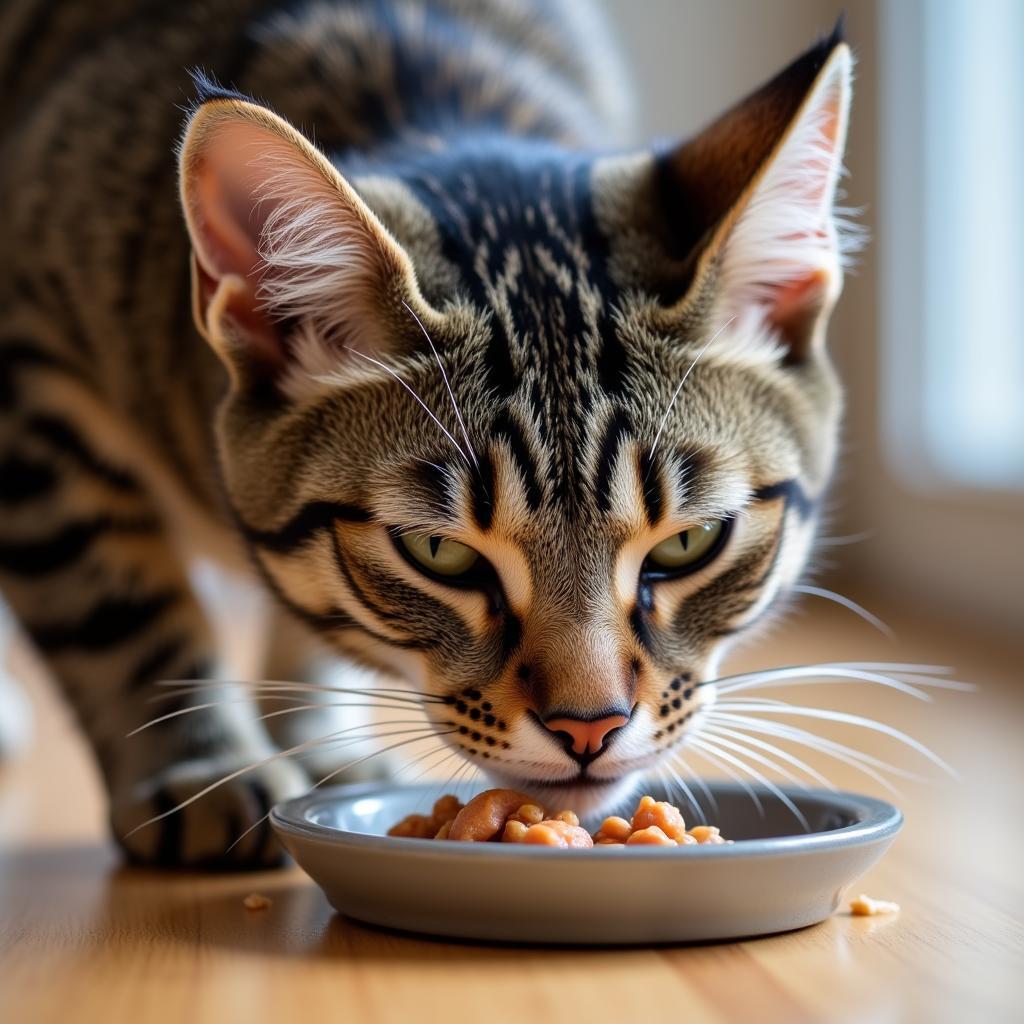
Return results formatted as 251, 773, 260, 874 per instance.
625, 825, 679, 846
520, 820, 594, 848
630, 796, 688, 842
447, 788, 534, 842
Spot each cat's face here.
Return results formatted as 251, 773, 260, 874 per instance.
180, 38, 852, 811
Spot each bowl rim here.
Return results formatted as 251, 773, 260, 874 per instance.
270, 781, 903, 860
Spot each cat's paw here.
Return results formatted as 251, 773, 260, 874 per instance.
110, 755, 309, 870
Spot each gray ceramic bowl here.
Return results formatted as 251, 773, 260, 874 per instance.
270, 781, 902, 944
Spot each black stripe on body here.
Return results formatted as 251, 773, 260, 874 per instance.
127, 636, 192, 690
0, 515, 160, 577
0, 342, 75, 405
239, 500, 371, 553
491, 410, 543, 510
0, 453, 57, 504
593, 409, 632, 513
27, 590, 178, 654
23, 415, 141, 492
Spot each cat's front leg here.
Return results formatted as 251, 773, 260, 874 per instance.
0, 357, 308, 867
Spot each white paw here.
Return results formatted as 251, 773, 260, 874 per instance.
0, 641, 34, 760
111, 755, 309, 869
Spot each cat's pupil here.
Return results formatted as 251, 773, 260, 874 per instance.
429, 535, 442, 558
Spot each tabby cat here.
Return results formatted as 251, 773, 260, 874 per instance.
0, 1, 854, 867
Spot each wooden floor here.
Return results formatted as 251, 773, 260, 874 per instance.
1, 595, 1022, 1024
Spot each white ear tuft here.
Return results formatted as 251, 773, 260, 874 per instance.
179, 98, 438, 386
253, 148, 397, 349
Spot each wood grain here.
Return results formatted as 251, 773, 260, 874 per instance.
1, 598, 1022, 1024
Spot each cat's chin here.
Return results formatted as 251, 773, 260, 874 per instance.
481, 770, 643, 820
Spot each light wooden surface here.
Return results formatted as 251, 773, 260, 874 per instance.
1, 597, 1022, 1024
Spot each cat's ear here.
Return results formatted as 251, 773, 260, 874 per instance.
179, 89, 442, 386
664, 29, 853, 362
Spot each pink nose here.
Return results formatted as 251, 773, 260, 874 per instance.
543, 714, 630, 756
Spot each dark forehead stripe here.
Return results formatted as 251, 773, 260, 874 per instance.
470, 449, 496, 530
673, 447, 711, 507
490, 408, 543, 511
636, 448, 665, 527
411, 459, 455, 519
593, 408, 632, 513
397, 141, 628, 506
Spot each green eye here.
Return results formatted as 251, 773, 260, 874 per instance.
644, 520, 728, 575
399, 533, 480, 577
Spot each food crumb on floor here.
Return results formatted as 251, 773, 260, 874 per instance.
243, 893, 272, 911
849, 893, 900, 916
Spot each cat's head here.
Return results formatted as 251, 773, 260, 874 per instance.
179, 33, 854, 811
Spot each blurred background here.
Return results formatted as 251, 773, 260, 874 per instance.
602, 0, 1023, 639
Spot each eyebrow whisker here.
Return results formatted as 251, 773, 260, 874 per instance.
648, 315, 736, 467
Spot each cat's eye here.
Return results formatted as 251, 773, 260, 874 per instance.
398, 532, 480, 577
642, 520, 731, 579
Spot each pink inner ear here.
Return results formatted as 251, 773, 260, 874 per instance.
191, 122, 285, 282
768, 267, 829, 333
186, 121, 303, 362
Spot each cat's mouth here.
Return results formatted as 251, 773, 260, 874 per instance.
483, 768, 642, 819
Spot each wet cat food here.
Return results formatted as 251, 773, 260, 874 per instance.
849, 893, 900, 916
387, 789, 731, 848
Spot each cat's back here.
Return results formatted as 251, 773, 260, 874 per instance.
1, 0, 626, 500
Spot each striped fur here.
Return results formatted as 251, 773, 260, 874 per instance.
1, 2, 852, 861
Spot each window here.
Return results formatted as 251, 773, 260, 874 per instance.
882, 0, 1024, 491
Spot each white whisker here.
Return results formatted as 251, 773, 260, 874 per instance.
675, 754, 719, 819
402, 299, 479, 472
790, 584, 894, 639
715, 665, 935, 701
648, 316, 736, 463
689, 736, 809, 830
686, 740, 766, 818
225, 730, 456, 854
346, 346, 471, 467
701, 723, 836, 791
151, 679, 444, 704
815, 529, 876, 547
705, 712, 917, 793
124, 724, 444, 838
128, 699, 427, 737
706, 702, 956, 776
661, 759, 706, 822
697, 728, 813, 792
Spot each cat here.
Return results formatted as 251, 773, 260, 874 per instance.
0, 0, 854, 868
